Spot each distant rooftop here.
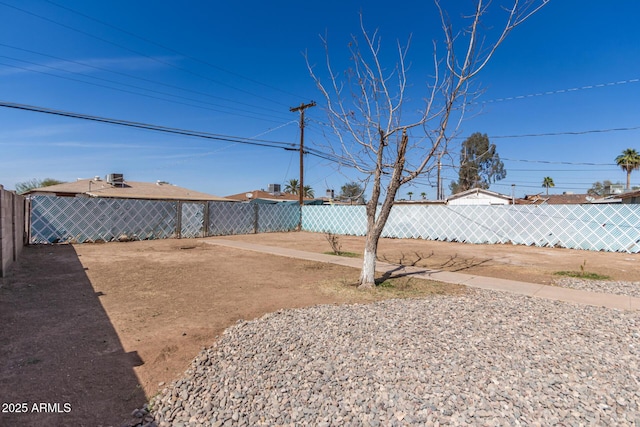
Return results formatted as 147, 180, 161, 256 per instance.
521, 193, 615, 205
225, 189, 314, 203
26, 176, 232, 202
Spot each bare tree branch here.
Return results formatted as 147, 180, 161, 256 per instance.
308, 0, 549, 287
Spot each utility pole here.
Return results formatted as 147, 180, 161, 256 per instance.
290, 101, 316, 206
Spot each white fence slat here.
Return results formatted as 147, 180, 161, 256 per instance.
301, 204, 640, 253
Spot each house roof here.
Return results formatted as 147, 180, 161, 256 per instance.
522, 193, 594, 205
394, 199, 447, 205
26, 178, 233, 202
225, 189, 314, 203
447, 187, 512, 202
619, 189, 640, 200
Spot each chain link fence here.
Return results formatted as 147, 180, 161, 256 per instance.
29, 196, 640, 253
302, 204, 640, 253
30, 196, 300, 244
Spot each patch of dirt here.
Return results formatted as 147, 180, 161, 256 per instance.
218, 231, 640, 285
0, 237, 456, 426
1, 232, 638, 426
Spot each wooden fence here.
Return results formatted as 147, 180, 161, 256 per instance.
0, 186, 28, 277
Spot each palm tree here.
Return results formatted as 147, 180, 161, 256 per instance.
615, 148, 640, 190
303, 185, 314, 198
407, 191, 413, 200
284, 179, 299, 195
542, 177, 555, 195
420, 192, 427, 200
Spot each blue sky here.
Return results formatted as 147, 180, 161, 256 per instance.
1, 0, 640, 199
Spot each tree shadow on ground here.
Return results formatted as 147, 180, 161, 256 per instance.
375, 264, 430, 285
379, 251, 493, 272
0, 245, 146, 427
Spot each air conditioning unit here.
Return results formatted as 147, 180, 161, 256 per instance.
106, 173, 124, 185
605, 184, 624, 195
268, 183, 281, 194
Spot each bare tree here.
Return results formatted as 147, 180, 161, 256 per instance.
308, 0, 548, 288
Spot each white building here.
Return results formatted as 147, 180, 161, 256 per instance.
446, 188, 512, 205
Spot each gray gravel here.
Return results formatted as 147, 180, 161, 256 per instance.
144, 287, 640, 426
553, 277, 640, 298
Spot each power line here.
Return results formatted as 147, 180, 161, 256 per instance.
498, 179, 632, 186
0, 1, 291, 107
43, 0, 307, 101
478, 78, 640, 105
0, 100, 298, 150
145, 121, 301, 171
0, 42, 294, 119
501, 158, 616, 166
7, 89, 620, 174
0, 99, 356, 168
491, 182, 638, 191
505, 168, 618, 172
309, 118, 640, 154
0, 58, 291, 123
491, 126, 640, 139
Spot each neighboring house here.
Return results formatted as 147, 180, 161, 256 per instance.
446, 188, 512, 205
25, 174, 233, 202
225, 189, 320, 204
620, 190, 640, 204
522, 193, 621, 205
394, 199, 447, 205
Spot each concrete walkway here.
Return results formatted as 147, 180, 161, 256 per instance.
204, 239, 640, 311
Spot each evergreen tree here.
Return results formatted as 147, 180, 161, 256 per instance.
15, 178, 65, 194
449, 133, 506, 194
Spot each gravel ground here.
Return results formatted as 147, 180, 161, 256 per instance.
553, 277, 640, 298
140, 285, 640, 427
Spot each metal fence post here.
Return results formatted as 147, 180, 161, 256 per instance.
176, 201, 182, 239
24, 198, 31, 245
253, 204, 259, 234
203, 202, 210, 237
299, 204, 303, 231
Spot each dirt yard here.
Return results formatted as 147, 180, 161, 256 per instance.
219, 231, 640, 284
1, 232, 638, 426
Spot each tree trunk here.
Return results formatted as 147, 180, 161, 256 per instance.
358, 233, 379, 289
358, 183, 384, 289
357, 130, 408, 289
